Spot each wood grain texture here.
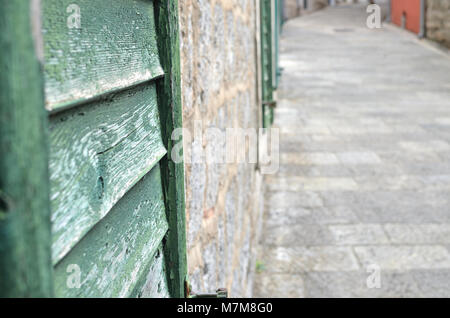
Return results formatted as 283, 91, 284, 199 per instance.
0, 0, 53, 297
54, 165, 168, 298
49, 83, 166, 264
43, 0, 164, 111
132, 244, 170, 298
154, 0, 188, 298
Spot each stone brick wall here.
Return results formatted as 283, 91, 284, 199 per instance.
426, 0, 450, 48
178, 0, 264, 297
284, 0, 301, 20
310, 0, 329, 11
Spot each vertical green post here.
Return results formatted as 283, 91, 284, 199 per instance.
0, 0, 53, 297
274, 0, 283, 89
261, 0, 275, 128
154, 0, 188, 298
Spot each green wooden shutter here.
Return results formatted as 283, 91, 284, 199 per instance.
0, 0, 53, 297
274, 0, 283, 89
260, 0, 277, 128
41, 0, 186, 298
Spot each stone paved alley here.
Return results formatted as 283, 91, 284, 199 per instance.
254, 4, 450, 297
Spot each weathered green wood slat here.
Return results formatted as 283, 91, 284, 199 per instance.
43, 0, 164, 112
0, 0, 53, 297
154, 0, 188, 298
49, 83, 166, 264
261, 0, 275, 128
274, 0, 282, 89
131, 244, 170, 298
54, 165, 168, 298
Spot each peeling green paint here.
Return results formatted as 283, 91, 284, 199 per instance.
54, 165, 168, 298
132, 244, 170, 298
154, 0, 188, 298
42, 0, 187, 298
49, 83, 166, 264
43, 0, 163, 111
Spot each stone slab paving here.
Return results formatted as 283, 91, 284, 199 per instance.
254, 4, 450, 298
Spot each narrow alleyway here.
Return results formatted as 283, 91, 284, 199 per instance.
255, 4, 450, 297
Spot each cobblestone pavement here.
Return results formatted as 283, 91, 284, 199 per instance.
254, 4, 450, 297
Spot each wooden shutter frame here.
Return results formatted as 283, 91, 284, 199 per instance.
261, 0, 275, 128
154, 0, 188, 299
0, 0, 53, 297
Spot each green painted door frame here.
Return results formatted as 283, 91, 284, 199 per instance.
0, 0, 53, 297
261, 0, 282, 128
154, 0, 188, 298
0, 0, 187, 298
261, 0, 275, 128
274, 0, 283, 89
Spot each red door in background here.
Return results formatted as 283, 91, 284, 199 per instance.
391, 0, 421, 34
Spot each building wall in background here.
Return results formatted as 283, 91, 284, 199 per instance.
284, 0, 301, 19
178, 0, 264, 297
426, 0, 450, 48
283, 0, 329, 21
310, 0, 330, 10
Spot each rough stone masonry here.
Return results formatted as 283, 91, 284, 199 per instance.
426, 0, 450, 48
178, 0, 264, 297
